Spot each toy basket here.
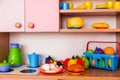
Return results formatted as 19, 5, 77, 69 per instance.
83, 41, 120, 71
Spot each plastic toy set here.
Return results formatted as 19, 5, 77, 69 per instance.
83, 41, 120, 71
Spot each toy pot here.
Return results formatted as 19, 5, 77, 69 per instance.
0, 60, 12, 72
28, 52, 42, 68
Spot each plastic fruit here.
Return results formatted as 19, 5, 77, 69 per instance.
92, 59, 95, 66
104, 46, 115, 55
82, 56, 89, 68
108, 59, 112, 67
68, 58, 77, 66
63, 58, 70, 68
87, 49, 94, 54
77, 58, 84, 65
67, 17, 84, 29
94, 47, 104, 54
98, 59, 106, 67
45, 56, 54, 64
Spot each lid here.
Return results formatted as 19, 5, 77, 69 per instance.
29, 52, 38, 56
10, 43, 19, 48
0, 60, 10, 66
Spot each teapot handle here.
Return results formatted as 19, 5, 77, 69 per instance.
39, 55, 42, 63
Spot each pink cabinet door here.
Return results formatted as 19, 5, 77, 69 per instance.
25, 0, 59, 32
0, 0, 24, 32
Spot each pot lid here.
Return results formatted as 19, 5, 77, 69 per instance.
0, 60, 10, 66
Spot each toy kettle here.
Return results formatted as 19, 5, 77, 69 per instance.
28, 52, 42, 68
8, 43, 22, 68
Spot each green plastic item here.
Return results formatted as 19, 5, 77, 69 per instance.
0, 60, 10, 66
8, 48, 22, 65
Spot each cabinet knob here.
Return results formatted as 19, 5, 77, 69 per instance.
28, 23, 34, 28
15, 22, 22, 28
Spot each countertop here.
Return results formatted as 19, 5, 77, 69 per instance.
0, 67, 120, 80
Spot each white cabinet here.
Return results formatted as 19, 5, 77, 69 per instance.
0, 0, 24, 32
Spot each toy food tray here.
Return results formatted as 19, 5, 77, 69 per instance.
83, 41, 120, 71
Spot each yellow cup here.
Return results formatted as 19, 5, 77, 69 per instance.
113, 1, 120, 9
83, 1, 92, 9
68, 2, 73, 9
106, 1, 114, 9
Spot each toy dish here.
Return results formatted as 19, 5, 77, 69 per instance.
39, 68, 64, 74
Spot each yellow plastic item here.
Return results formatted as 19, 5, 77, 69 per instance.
68, 2, 73, 9
108, 59, 112, 68
68, 59, 77, 66
67, 17, 84, 29
75, 5, 86, 9
83, 1, 92, 9
106, 1, 114, 9
96, 4, 108, 9
92, 22, 109, 29
113, 1, 120, 9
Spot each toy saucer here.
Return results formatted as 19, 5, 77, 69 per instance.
39, 68, 64, 74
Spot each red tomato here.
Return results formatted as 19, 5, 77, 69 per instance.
63, 58, 70, 68
77, 58, 84, 65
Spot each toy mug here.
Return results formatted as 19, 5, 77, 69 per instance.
83, 1, 92, 9
68, 2, 73, 9
106, 1, 114, 9
113, 1, 120, 9
60, 2, 69, 10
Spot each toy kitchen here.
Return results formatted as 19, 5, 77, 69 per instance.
0, 43, 42, 75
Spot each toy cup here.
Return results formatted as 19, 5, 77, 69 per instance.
68, 2, 73, 9
113, 1, 120, 9
83, 1, 92, 9
60, 3, 69, 10
106, 1, 114, 9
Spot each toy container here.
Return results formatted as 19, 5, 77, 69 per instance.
83, 41, 120, 71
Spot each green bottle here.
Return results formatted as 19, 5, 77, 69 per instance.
8, 43, 22, 67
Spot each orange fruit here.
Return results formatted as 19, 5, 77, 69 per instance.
104, 46, 115, 55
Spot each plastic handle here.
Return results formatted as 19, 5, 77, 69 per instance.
86, 41, 120, 58
39, 55, 42, 62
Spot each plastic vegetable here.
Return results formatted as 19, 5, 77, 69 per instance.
68, 56, 77, 66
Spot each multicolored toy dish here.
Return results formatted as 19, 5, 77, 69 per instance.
83, 41, 120, 71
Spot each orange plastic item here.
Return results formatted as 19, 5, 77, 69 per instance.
104, 46, 115, 55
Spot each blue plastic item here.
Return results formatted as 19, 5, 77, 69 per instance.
60, 2, 69, 10
83, 41, 120, 71
10, 43, 19, 48
83, 52, 119, 71
28, 52, 42, 68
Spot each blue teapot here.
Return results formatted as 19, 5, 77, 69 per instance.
28, 52, 42, 68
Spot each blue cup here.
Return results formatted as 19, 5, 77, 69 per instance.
60, 3, 69, 10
